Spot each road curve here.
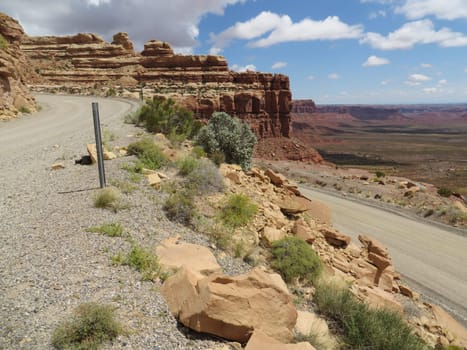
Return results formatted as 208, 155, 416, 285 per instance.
300, 186, 467, 325
0, 94, 140, 158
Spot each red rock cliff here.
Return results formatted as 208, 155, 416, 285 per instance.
0, 13, 35, 120
21, 33, 292, 138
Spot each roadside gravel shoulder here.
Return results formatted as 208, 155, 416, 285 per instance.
0, 95, 248, 350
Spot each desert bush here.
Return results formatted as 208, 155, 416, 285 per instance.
127, 138, 167, 170
195, 112, 257, 170
51, 302, 123, 350
191, 146, 206, 159
0, 34, 8, 50
122, 245, 160, 281
314, 281, 428, 350
105, 87, 116, 97
163, 189, 196, 226
19, 106, 31, 114
87, 222, 124, 237
437, 187, 452, 197
219, 194, 257, 228
124, 107, 141, 124
186, 158, 225, 194
177, 155, 199, 176
271, 236, 322, 284
375, 170, 386, 178
137, 96, 201, 140
94, 188, 121, 211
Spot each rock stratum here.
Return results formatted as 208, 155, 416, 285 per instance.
21, 32, 292, 138
0, 13, 36, 120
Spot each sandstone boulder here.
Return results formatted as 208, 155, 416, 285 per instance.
265, 169, 287, 186
356, 286, 403, 314
320, 228, 351, 248
245, 330, 316, 350
162, 267, 297, 343
261, 226, 286, 246
146, 173, 161, 189
156, 237, 221, 279
294, 311, 335, 349
430, 304, 467, 348
359, 234, 389, 258
292, 220, 316, 243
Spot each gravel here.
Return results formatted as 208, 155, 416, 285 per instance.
0, 95, 249, 350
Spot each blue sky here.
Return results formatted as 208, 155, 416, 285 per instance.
2, 0, 467, 104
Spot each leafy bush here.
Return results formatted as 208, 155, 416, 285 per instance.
186, 158, 225, 194
271, 236, 322, 284
195, 112, 257, 170
124, 107, 141, 124
0, 34, 8, 50
137, 96, 201, 140
94, 188, 121, 211
314, 282, 428, 350
163, 189, 196, 226
122, 245, 160, 281
87, 223, 124, 237
191, 146, 206, 159
437, 187, 452, 197
220, 193, 257, 227
127, 138, 167, 170
51, 302, 123, 350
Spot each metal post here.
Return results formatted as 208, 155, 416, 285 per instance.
92, 102, 106, 188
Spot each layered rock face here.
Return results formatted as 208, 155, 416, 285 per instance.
0, 13, 35, 120
22, 33, 292, 138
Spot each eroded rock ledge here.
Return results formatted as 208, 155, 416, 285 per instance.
22, 33, 292, 138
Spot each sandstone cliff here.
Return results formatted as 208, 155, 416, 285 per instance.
22, 34, 291, 138
0, 13, 35, 120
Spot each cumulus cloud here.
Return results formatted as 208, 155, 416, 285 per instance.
361, 19, 467, 50
405, 73, 431, 86
362, 55, 390, 67
396, 0, 467, 20
328, 73, 340, 80
231, 64, 256, 72
0, 0, 245, 51
210, 11, 363, 52
271, 61, 287, 69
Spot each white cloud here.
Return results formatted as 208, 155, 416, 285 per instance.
362, 55, 390, 67
396, 0, 467, 20
307, 75, 316, 80
405, 81, 421, 86
409, 73, 431, 81
369, 10, 387, 19
360, 19, 467, 50
231, 64, 257, 72
438, 79, 447, 85
210, 11, 363, 52
328, 73, 340, 80
0, 0, 245, 51
421, 63, 432, 68
381, 80, 390, 85
423, 87, 438, 93
271, 61, 287, 69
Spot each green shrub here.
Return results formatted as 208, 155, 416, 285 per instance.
0, 34, 8, 50
19, 106, 31, 114
177, 156, 199, 176
195, 112, 257, 170
271, 236, 322, 284
105, 87, 116, 97
87, 223, 124, 237
123, 245, 160, 281
437, 187, 452, 197
94, 188, 121, 210
220, 194, 257, 228
124, 107, 141, 124
51, 302, 123, 350
127, 138, 167, 170
186, 158, 225, 194
137, 96, 201, 140
314, 282, 428, 350
191, 146, 206, 159
163, 189, 196, 225
375, 170, 386, 178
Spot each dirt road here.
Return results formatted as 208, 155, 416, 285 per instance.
300, 186, 467, 325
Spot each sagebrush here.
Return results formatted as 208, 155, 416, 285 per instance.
220, 193, 257, 228
195, 112, 257, 170
127, 138, 167, 170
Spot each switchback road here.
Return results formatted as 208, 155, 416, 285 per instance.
300, 186, 467, 325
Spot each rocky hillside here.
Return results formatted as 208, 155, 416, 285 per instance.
0, 13, 36, 120
21, 33, 292, 139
